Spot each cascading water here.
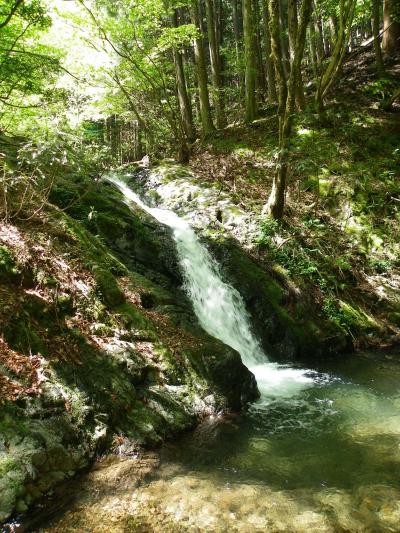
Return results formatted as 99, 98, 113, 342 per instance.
108, 175, 313, 400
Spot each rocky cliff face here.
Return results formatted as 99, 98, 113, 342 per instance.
0, 178, 258, 523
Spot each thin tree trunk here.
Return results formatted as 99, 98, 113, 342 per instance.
255, 0, 267, 99
329, 15, 338, 51
372, 0, 385, 75
205, 0, 225, 128
243, 0, 258, 121
279, 0, 290, 78
308, 25, 318, 77
321, 18, 330, 55
313, 8, 325, 65
315, 0, 356, 117
288, 0, 306, 110
171, 10, 195, 143
190, 0, 215, 136
265, 0, 313, 219
232, 0, 242, 66
263, 0, 277, 102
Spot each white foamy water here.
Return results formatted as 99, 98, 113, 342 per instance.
108, 175, 314, 399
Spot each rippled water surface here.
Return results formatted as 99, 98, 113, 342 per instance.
35, 351, 400, 533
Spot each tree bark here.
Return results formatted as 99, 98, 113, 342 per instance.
307, 25, 318, 77
279, 0, 290, 78
372, 0, 385, 75
315, 0, 356, 117
255, 0, 267, 98
313, 7, 325, 65
243, 0, 258, 121
232, 0, 242, 66
171, 10, 195, 143
265, 0, 312, 219
205, 0, 225, 128
190, 0, 215, 136
263, 0, 277, 102
288, 0, 306, 110
382, 0, 400, 53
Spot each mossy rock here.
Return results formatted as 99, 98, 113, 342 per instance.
93, 267, 125, 308
0, 246, 21, 284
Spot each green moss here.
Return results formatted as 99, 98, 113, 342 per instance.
115, 302, 155, 335
0, 245, 20, 283
339, 301, 379, 331
93, 266, 125, 308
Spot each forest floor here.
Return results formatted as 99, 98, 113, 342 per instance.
187, 46, 400, 349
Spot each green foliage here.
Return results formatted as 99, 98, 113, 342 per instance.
0, 245, 20, 282
256, 219, 322, 282
363, 77, 400, 102
158, 23, 198, 51
322, 296, 355, 334
0, 0, 61, 116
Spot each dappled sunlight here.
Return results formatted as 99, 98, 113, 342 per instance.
1, 0, 400, 526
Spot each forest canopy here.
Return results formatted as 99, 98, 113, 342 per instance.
0, 0, 399, 217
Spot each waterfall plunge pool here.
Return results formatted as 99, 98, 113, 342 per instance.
32, 350, 400, 532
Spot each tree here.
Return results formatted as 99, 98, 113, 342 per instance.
0, 0, 60, 114
232, 0, 242, 69
262, 0, 277, 103
189, 0, 215, 137
372, 0, 385, 75
243, 0, 258, 121
170, 8, 195, 144
288, 0, 306, 109
265, 0, 312, 219
382, 0, 400, 53
78, 0, 197, 162
0, 0, 23, 30
315, 0, 356, 116
205, 0, 225, 128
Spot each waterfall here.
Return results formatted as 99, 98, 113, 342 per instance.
108, 175, 313, 400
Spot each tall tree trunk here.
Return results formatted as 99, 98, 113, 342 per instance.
313, 7, 325, 65
255, 0, 267, 99
279, 0, 290, 78
215, 0, 223, 49
263, 0, 277, 102
321, 18, 330, 55
232, 0, 242, 66
288, 0, 306, 110
190, 0, 215, 136
205, 0, 225, 128
265, 0, 312, 219
382, 0, 400, 53
329, 15, 338, 52
307, 25, 318, 77
372, 0, 385, 75
315, 0, 356, 117
171, 10, 195, 144
243, 0, 258, 121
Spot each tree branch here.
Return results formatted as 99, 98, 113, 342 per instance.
0, 0, 24, 30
